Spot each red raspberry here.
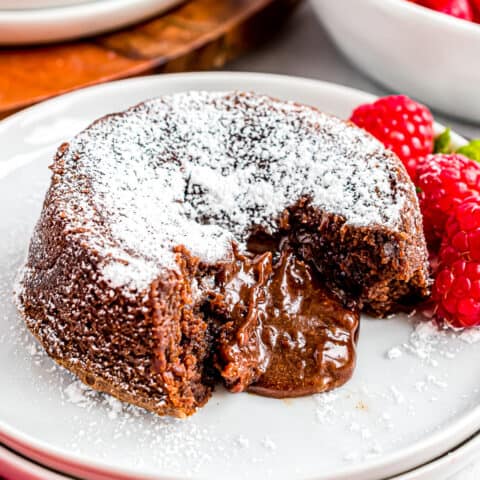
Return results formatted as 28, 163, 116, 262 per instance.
433, 199, 480, 328
416, 154, 480, 252
350, 95, 434, 180
471, 0, 480, 21
414, 0, 474, 21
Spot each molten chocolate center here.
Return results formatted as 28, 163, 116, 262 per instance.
206, 244, 359, 398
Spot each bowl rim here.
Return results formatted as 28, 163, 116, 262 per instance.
367, 0, 480, 36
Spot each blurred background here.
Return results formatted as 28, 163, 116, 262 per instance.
0, 0, 479, 132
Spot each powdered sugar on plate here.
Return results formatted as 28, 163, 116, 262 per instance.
2, 297, 278, 476
387, 319, 480, 367
308, 316, 480, 464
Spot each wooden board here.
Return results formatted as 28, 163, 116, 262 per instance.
0, 0, 301, 118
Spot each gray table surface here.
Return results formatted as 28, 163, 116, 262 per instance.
229, 3, 480, 479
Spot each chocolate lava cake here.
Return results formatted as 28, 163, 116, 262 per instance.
17, 92, 430, 417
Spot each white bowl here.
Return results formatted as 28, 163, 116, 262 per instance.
309, 0, 480, 123
0, 0, 185, 44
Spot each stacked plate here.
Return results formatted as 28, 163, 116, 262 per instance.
0, 0, 186, 44
2, 435, 480, 479
0, 72, 478, 480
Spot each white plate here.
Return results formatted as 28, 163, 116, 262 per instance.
309, 0, 480, 124
2, 434, 479, 480
0, 0, 185, 45
0, 73, 478, 480
0, 444, 71, 480
393, 434, 480, 480
2, 435, 480, 480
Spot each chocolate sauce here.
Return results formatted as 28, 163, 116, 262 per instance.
207, 245, 359, 398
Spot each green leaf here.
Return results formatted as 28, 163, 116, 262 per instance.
457, 140, 480, 162
434, 128, 452, 154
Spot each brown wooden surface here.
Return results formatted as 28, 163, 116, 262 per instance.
0, 0, 300, 117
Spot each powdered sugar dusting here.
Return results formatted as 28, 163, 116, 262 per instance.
459, 327, 480, 344
55, 91, 409, 290
387, 320, 480, 366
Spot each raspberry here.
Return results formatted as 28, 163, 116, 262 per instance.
414, 0, 474, 20
416, 154, 480, 252
471, 0, 480, 21
350, 95, 434, 180
433, 200, 480, 328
